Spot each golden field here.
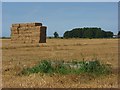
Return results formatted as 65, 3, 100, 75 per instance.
2, 38, 118, 88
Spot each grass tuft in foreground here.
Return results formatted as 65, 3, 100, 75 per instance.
20, 60, 112, 76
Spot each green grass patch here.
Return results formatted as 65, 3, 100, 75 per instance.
20, 60, 112, 76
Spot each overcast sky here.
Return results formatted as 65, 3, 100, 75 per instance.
2, 2, 118, 37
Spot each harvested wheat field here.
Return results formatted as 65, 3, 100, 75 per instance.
2, 38, 118, 88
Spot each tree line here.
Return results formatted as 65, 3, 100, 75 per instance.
63, 27, 113, 38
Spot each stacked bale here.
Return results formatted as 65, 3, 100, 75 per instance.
11, 22, 47, 43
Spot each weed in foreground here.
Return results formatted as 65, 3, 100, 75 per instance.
21, 60, 112, 76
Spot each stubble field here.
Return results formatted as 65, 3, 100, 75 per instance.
2, 38, 118, 88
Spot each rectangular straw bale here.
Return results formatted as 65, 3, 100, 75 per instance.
18, 27, 25, 30
11, 27, 18, 31
32, 37, 40, 40
27, 23, 42, 27
35, 33, 40, 36
19, 30, 23, 34
20, 27, 26, 30
28, 26, 32, 30
33, 31, 40, 34
11, 30, 18, 33
35, 29, 41, 32
35, 26, 41, 30
19, 23, 28, 27
12, 24, 20, 27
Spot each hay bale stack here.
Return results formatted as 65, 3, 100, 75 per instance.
11, 22, 47, 43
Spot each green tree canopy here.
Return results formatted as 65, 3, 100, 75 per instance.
63, 27, 113, 38
54, 32, 59, 38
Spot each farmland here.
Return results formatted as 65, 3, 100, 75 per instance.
2, 38, 118, 88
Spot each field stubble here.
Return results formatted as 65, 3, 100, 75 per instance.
2, 38, 118, 88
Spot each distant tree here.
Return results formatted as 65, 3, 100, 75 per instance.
63, 31, 70, 38
83, 29, 94, 38
105, 31, 113, 38
63, 27, 113, 38
95, 29, 103, 38
54, 32, 59, 38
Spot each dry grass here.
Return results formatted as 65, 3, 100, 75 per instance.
2, 38, 118, 88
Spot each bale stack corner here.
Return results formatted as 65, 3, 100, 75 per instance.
11, 22, 47, 43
